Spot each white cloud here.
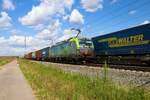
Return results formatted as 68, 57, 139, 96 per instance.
19, 0, 74, 26
69, 9, 84, 24
141, 20, 149, 25
2, 0, 15, 10
0, 12, 12, 29
58, 34, 73, 42
36, 19, 82, 44
81, 0, 103, 12
64, 29, 72, 34
36, 19, 61, 40
30, 24, 45, 31
0, 36, 26, 56
0, 20, 79, 56
0, 46, 25, 56
57, 29, 73, 42
0, 35, 50, 56
129, 10, 137, 15
8, 35, 26, 46
64, 0, 74, 10
0, 37, 7, 46
63, 15, 69, 20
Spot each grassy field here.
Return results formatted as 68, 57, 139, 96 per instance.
19, 59, 150, 100
0, 57, 15, 67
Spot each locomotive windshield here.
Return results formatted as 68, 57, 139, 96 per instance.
79, 38, 93, 48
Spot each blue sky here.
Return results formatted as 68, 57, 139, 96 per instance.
0, 0, 150, 56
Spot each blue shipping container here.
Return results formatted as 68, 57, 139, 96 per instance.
41, 47, 50, 60
92, 24, 150, 56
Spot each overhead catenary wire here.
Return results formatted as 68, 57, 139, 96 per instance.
90, 11, 150, 34
87, 0, 149, 27
85, 1, 150, 36
93, 11, 150, 34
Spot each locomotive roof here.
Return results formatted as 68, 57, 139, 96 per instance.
51, 37, 91, 47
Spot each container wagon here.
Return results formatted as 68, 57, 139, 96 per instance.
41, 47, 50, 61
27, 52, 32, 59
92, 23, 150, 65
24, 52, 32, 59
24, 54, 28, 59
35, 50, 42, 61
31, 52, 36, 60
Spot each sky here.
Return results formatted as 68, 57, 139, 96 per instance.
0, 0, 150, 56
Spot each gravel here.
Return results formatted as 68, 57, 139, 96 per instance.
41, 62, 150, 88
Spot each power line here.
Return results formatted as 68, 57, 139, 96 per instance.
86, 1, 150, 35
89, 11, 150, 36
87, 0, 149, 26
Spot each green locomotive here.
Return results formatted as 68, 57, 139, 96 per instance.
49, 37, 94, 62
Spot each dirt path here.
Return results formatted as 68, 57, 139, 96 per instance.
0, 60, 36, 100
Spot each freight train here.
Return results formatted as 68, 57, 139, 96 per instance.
25, 38, 94, 62
25, 23, 150, 65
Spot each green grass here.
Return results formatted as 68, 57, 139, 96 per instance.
0, 57, 14, 67
19, 59, 150, 100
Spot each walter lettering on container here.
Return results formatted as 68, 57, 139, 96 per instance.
98, 34, 149, 48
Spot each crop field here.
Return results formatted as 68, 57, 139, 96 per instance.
19, 59, 150, 100
0, 57, 14, 67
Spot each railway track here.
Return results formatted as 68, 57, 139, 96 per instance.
39, 60, 150, 72
108, 64, 150, 72
85, 64, 150, 72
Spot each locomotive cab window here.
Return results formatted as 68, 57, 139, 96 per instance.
79, 39, 93, 48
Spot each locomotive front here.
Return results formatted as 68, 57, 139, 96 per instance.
78, 38, 94, 58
